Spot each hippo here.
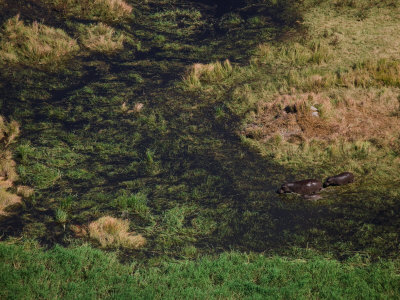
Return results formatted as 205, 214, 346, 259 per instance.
323, 172, 354, 188
277, 179, 323, 195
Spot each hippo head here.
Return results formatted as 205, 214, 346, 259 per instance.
276, 183, 291, 194
323, 177, 333, 188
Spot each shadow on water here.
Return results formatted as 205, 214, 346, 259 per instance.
1, 0, 399, 260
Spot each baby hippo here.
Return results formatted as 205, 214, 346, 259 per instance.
323, 172, 354, 188
277, 179, 322, 195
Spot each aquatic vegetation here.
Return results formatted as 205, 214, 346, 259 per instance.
37, 0, 133, 22
0, 0, 399, 279
88, 216, 146, 249
0, 15, 79, 70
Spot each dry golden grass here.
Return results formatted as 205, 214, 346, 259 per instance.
0, 152, 17, 188
121, 102, 144, 114
0, 117, 20, 186
88, 216, 146, 249
0, 116, 20, 146
70, 224, 88, 238
0, 116, 33, 216
16, 186, 34, 198
0, 188, 22, 216
245, 89, 400, 147
81, 23, 125, 54
0, 15, 79, 69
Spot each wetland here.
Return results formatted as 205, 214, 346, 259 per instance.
1, 0, 400, 298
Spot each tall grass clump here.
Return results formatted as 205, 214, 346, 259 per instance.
38, 0, 133, 22
183, 60, 234, 89
88, 216, 146, 249
80, 23, 125, 54
0, 15, 79, 70
0, 116, 23, 216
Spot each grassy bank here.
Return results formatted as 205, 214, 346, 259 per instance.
1, 242, 399, 299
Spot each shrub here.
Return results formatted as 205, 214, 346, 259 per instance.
88, 216, 146, 249
80, 23, 125, 54
0, 15, 79, 70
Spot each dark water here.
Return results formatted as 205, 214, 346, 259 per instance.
0, 0, 399, 261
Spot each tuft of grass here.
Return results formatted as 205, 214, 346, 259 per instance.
80, 23, 125, 54
55, 208, 68, 230
183, 59, 234, 89
115, 192, 149, 217
0, 116, 19, 147
0, 15, 79, 70
88, 216, 146, 249
0, 116, 26, 216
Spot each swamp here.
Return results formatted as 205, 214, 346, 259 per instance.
1, 0, 400, 298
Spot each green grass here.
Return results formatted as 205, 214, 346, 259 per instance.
1, 242, 399, 299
